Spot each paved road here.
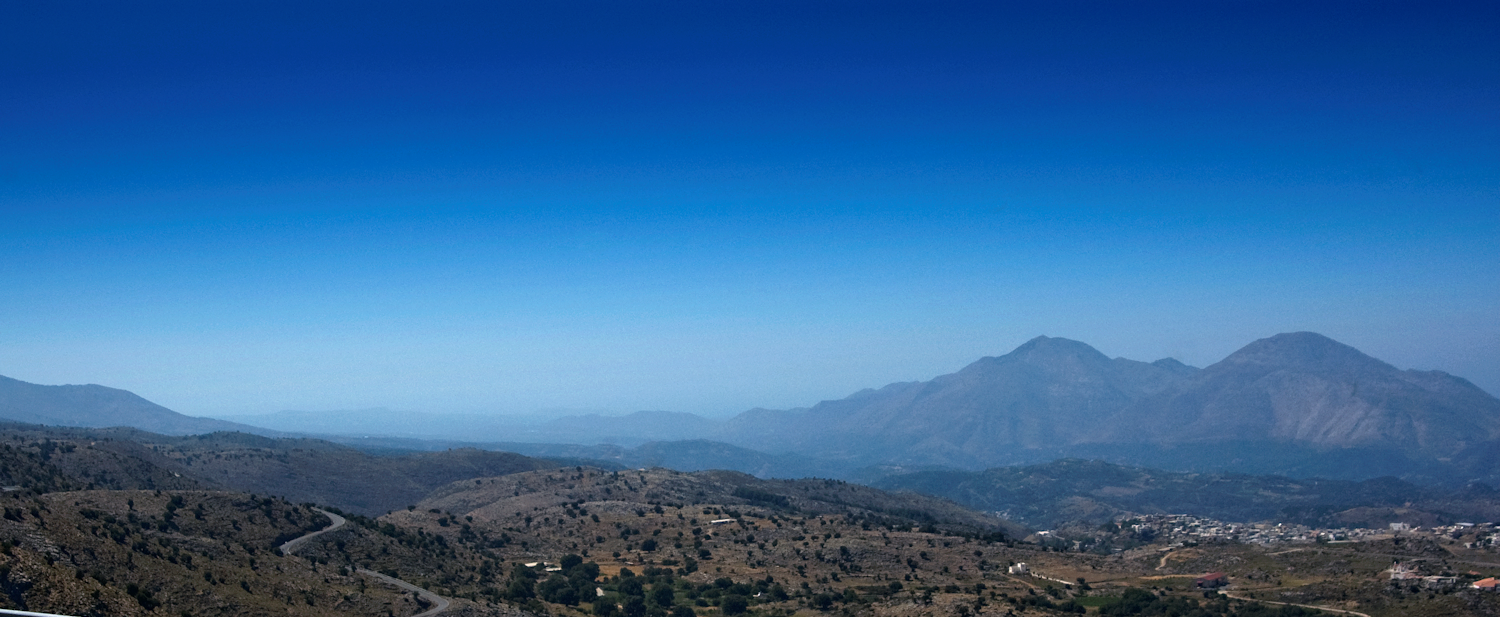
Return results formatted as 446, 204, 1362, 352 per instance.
359, 568, 452, 617
278, 508, 451, 616
278, 508, 347, 555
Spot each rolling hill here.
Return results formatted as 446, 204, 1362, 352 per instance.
0, 423, 555, 515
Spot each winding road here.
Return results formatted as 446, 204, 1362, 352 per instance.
279, 508, 348, 555
280, 508, 451, 616
358, 568, 452, 617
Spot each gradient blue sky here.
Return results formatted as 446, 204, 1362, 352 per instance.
2, 1, 1497, 417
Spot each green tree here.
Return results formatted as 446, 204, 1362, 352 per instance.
651, 583, 674, 606
619, 577, 644, 597
539, 574, 580, 605
506, 577, 535, 600
720, 595, 748, 615
573, 561, 601, 582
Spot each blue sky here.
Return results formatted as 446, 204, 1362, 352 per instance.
2, 1, 1497, 416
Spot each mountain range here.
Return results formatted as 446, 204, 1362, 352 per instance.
709, 332, 1500, 482
3, 332, 1497, 485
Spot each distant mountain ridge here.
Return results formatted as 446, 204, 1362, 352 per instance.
711, 332, 1500, 483
1100, 332, 1500, 455
0, 375, 270, 436
717, 336, 1199, 466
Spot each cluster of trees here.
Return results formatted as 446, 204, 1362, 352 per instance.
591, 568, 697, 617
0, 440, 84, 493
536, 555, 599, 606
501, 554, 609, 611
501, 555, 795, 617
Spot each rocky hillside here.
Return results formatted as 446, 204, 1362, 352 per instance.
0, 427, 540, 615
0, 423, 555, 516
419, 467, 1019, 539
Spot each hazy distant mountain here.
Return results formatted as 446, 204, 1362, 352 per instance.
1098, 332, 1500, 455
714, 333, 1500, 482
0, 375, 268, 436
718, 336, 1198, 467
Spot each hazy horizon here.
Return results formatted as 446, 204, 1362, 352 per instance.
4, 1, 1496, 417
12, 330, 1499, 422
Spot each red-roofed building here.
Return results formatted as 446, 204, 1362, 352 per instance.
1195, 572, 1228, 588
1473, 577, 1498, 591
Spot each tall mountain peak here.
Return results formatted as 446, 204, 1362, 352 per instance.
1150, 357, 1196, 373
1220, 332, 1394, 373
1002, 335, 1111, 363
